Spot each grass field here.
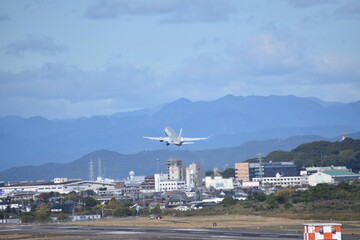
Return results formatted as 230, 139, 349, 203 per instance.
66, 214, 360, 235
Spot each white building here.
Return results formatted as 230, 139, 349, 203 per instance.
157, 180, 186, 192
308, 170, 360, 186
205, 176, 234, 190
154, 173, 186, 192
0, 180, 115, 195
185, 163, 202, 189
253, 173, 307, 187
169, 164, 183, 181
154, 173, 168, 192
302, 166, 348, 176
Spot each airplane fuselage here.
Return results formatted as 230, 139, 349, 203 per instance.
143, 127, 207, 146
164, 127, 183, 145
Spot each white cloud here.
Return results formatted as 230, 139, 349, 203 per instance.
0, 62, 163, 101
167, 32, 360, 102
0, 62, 171, 118
313, 53, 360, 83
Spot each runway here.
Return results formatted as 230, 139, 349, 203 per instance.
1, 224, 359, 239
1, 224, 302, 239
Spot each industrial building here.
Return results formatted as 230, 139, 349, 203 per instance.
0, 179, 115, 195
235, 162, 298, 181
308, 170, 360, 186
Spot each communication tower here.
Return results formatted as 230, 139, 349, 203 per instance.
89, 159, 94, 181
98, 158, 102, 178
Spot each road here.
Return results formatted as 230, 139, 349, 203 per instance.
1, 224, 359, 239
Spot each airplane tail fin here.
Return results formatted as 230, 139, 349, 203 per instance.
179, 128, 183, 137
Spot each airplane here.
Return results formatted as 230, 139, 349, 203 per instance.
143, 127, 208, 146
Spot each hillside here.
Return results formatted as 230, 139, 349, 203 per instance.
0, 95, 359, 170
252, 138, 360, 172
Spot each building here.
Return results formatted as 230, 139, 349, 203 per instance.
157, 180, 186, 192
185, 163, 202, 189
301, 166, 348, 176
235, 161, 298, 181
154, 173, 169, 192
169, 164, 183, 181
166, 159, 182, 176
124, 171, 145, 186
0, 180, 115, 195
167, 159, 185, 181
308, 170, 360, 186
253, 173, 307, 187
205, 176, 234, 190
154, 173, 186, 192
140, 176, 155, 193
235, 162, 250, 182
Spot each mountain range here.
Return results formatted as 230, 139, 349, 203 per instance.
0, 95, 359, 173
2, 133, 360, 182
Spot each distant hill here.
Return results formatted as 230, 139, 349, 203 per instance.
0, 135, 332, 181
0, 95, 359, 170
250, 138, 360, 173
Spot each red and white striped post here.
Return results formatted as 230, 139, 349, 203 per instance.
304, 223, 342, 240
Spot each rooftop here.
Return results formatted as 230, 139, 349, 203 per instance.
322, 171, 359, 176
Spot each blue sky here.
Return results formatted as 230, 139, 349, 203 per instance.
0, 0, 359, 119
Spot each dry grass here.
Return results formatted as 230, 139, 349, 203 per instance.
64, 214, 360, 235
66, 214, 304, 229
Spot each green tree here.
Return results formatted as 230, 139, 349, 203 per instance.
107, 198, 120, 209
35, 202, 51, 222
114, 206, 132, 217
252, 192, 267, 202
221, 168, 235, 178
150, 204, 162, 215
83, 197, 99, 210
205, 170, 214, 177
222, 197, 238, 207
84, 189, 96, 196
64, 192, 80, 202
19, 212, 35, 223
57, 212, 69, 221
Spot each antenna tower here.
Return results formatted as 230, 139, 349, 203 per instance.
98, 158, 102, 178
89, 159, 94, 181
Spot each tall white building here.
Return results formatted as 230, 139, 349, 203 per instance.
168, 159, 185, 181
154, 173, 168, 192
186, 163, 202, 189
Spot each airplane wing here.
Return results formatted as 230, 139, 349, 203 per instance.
182, 137, 208, 141
143, 136, 170, 142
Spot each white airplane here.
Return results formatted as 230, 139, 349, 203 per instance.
143, 127, 208, 146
